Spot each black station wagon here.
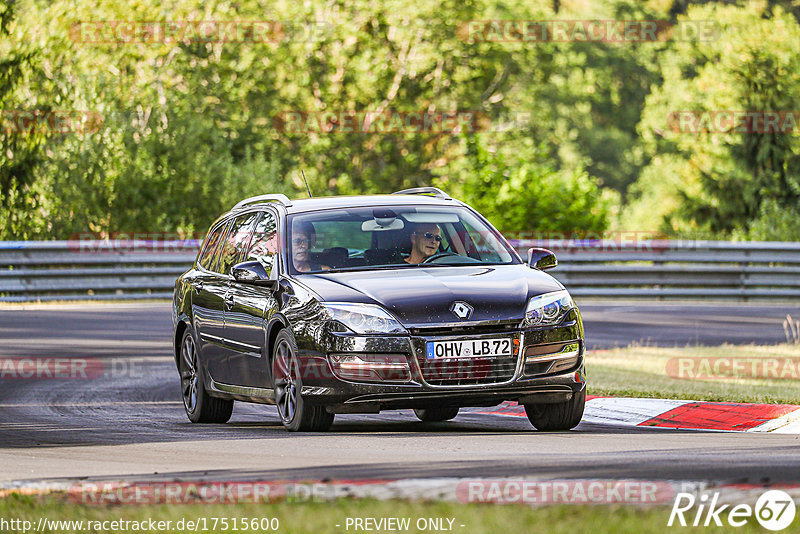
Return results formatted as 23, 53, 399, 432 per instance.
172, 188, 586, 431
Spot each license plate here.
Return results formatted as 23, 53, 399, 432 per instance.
426, 338, 513, 359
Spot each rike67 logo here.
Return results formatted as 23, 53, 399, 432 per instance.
669, 490, 796, 530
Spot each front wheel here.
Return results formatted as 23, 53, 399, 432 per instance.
414, 406, 460, 422
272, 330, 334, 432
179, 328, 233, 424
524, 388, 585, 431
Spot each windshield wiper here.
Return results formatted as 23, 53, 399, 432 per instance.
321, 264, 413, 273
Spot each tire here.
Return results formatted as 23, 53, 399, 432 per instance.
524, 388, 585, 431
413, 406, 460, 422
178, 328, 234, 424
272, 329, 334, 432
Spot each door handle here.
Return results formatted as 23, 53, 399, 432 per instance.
224, 294, 235, 309
194, 281, 204, 294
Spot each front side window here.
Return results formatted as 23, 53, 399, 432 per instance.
216, 212, 259, 275
462, 217, 509, 263
197, 222, 227, 271
286, 206, 517, 273
244, 210, 279, 277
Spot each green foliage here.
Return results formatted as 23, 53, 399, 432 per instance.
437, 136, 610, 235
3, 0, 625, 239
0, 0, 48, 238
524, 0, 662, 194
744, 199, 800, 241
39, 112, 291, 236
3, 0, 800, 241
630, 2, 800, 239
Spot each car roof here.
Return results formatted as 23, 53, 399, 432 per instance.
285, 194, 459, 214
222, 194, 462, 219
206, 193, 469, 232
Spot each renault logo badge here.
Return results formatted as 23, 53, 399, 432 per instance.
451, 301, 473, 320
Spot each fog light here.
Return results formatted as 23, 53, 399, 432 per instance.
549, 355, 580, 374
329, 353, 411, 383
523, 342, 581, 376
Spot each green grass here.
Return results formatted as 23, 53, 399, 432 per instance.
0, 493, 769, 534
587, 343, 800, 404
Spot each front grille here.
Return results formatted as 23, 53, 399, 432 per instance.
411, 334, 521, 386
419, 355, 518, 386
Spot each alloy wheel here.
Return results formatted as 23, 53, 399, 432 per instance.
273, 339, 298, 424
180, 334, 199, 414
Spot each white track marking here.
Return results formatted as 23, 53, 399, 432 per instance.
582, 397, 692, 426
748, 408, 800, 433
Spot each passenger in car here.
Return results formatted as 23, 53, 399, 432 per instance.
292, 222, 330, 272
404, 223, 442, 264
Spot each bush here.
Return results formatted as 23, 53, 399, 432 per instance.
436, 136, 611, 236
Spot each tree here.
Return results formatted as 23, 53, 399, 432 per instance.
436, 135, 611, 235
0, 0, 47, 238
630, 3, 800, 239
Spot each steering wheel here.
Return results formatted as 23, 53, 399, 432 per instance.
421, 251, 459, 264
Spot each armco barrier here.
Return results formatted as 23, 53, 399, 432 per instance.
0, 240, 198, 302
1, 239, 799, 302
513, 239, 800, 300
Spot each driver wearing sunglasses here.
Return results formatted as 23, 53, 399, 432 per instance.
405, 223, 442, 264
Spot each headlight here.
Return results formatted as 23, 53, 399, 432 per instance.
322, 303, 407, 334
523, 290, 575, 327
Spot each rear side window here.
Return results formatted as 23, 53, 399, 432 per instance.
217, 212, 260, 275
197, 223, 226, 270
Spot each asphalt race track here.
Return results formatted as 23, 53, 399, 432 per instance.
1, 301, 799, 485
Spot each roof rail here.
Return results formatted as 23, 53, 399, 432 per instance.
232, 194, 293, 210
391, 187, 452, 200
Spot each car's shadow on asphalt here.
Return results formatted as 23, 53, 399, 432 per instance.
223, 412, 732, 436
0, 401, 766, 450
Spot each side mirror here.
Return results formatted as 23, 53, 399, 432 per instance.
527, 247, 557, 270
232, 260, 278, 288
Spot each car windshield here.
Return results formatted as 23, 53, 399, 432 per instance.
286, 206, 518, 274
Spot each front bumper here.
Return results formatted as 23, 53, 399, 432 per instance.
297, 314, 586, 411
304, 373, 585, 412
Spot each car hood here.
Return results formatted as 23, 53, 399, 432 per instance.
296, 265, 564, 327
